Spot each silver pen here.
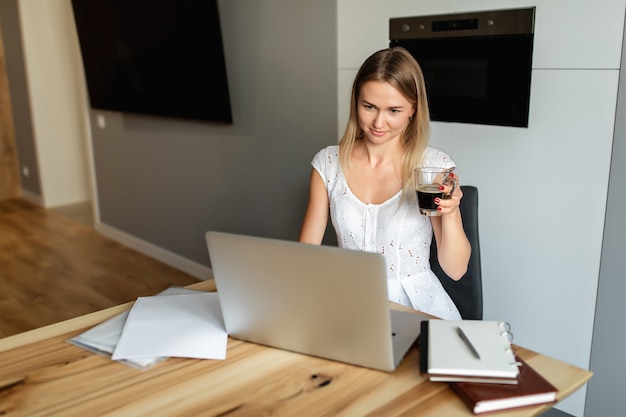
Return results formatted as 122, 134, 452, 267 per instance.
456, 326, 481, 360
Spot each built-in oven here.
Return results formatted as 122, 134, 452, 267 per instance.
390, 7, 535, 128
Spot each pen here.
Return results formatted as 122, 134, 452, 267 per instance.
456, 326, 481, 360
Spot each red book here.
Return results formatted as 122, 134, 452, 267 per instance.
449, 356, 557, 414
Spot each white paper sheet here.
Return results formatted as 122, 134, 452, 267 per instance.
112, 292, 227, 361
69, 286, 205, 368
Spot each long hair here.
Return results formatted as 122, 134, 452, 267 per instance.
339, 47, 430, 196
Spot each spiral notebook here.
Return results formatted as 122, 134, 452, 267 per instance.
420, 320, 520, 384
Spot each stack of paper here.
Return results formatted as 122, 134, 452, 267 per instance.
68, 287, 228, 369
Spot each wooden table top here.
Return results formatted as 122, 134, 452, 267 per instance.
0, 280, 592, 416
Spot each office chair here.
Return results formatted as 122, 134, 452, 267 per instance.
429, 186, 483, 320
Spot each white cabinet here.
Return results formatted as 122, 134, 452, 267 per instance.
531, 0, 625, 69
338, 0, 626, 69
337, 1, 625, 415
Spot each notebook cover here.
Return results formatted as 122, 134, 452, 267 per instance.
419, 320, 429, 374
420, 321, 518, 384
425, 320, 519, 380
449, 356, 557, 414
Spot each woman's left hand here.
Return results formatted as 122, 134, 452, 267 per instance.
435, 172, 463, 215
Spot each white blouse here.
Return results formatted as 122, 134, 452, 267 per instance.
312, 145, 462, 320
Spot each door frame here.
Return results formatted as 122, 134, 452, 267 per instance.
0, 27, 21, 200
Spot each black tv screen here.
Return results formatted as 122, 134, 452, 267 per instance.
71, 0, 233, 124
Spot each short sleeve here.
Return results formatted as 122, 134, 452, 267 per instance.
311, 146, 340, 190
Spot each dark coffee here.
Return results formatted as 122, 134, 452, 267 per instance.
417, 184, 443, 212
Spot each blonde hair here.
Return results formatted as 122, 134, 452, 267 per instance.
339, 47, 430, 196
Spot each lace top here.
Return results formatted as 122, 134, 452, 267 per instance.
311, 145, 461, 320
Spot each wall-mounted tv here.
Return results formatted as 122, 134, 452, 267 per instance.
71, 0, 233, 124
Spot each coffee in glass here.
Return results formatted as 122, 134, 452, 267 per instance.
414, 167, 456, 216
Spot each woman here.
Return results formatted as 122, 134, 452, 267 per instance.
299, 47, 471, 319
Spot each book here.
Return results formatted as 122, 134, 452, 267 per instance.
449, 356, 557, 414
420, 320, 519, 384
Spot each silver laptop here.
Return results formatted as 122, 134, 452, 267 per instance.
205, 231, 428, 372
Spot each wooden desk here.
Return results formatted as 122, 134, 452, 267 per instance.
0, 280, 591, 416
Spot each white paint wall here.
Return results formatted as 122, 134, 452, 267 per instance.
18, 0, 90, 207
338, 1, 625, 415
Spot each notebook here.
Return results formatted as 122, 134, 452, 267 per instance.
420, 319, 520, 384
449, 356, 557, 414
205, 231, 429, 372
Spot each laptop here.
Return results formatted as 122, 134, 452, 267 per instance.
205, 231, 428, 372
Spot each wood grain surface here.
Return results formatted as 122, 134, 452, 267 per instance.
0, 281, 592, 417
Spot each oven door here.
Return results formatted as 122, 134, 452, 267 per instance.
390, 8, 535, 128
391, 34, 533, 128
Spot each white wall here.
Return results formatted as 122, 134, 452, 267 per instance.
18, 0, 90, 207
338, 1, 625, 415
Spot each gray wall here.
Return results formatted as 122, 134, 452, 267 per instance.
584, 15, 626, 416
90, 0, 337, 266
0, 0, 40, 195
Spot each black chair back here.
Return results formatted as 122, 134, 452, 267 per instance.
429, 185, 483, 320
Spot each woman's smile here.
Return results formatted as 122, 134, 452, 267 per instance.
357, 80, 414, 145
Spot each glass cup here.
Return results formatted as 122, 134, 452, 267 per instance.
414, 167, 457, 216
